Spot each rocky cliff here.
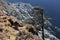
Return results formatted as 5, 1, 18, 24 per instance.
0, 9, 42, 40
0, 0, 43, 40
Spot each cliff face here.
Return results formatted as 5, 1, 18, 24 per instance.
0, 10, 42, 40
0, 0, 43, 40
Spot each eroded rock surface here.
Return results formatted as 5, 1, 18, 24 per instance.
0, 13, 42, 40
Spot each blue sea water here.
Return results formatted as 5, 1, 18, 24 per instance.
6, 0, 60, 39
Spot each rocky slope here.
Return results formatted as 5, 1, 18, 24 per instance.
0, 0, 43, 40
0, 10, 42, 40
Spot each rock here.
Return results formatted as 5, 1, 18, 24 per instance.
0, 10, 42, 40
0, 0, 43, 39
